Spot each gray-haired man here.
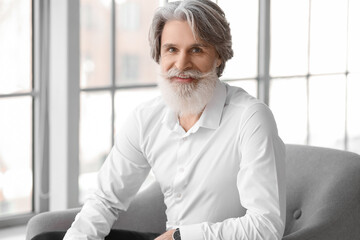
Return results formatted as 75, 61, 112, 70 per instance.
61, 0, 286, 239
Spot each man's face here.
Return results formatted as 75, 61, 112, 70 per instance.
160, 20, 221, 82
157, 20, 221, 116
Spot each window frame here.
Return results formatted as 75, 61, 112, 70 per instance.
0, 0, 49, 227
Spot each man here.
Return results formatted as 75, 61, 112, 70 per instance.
37, 0, 286, 239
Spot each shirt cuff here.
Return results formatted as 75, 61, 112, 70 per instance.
180, 223, 203, 240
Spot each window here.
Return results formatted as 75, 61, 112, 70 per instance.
218, 0, 258, 97
269, 0, 360, 154
0, 0, 33, 219
79, 0, 161, 202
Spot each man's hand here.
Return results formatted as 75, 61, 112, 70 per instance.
154, 229, 176, 240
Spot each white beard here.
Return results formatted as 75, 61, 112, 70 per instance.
158, 68, 218, 116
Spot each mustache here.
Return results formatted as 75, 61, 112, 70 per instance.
162, 68, 214, 80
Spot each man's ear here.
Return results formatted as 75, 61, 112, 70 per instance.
216, 57, 222, 68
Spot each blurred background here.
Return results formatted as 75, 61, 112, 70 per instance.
0, 0, 359, 237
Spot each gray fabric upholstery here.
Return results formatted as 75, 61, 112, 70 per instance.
26, 144, 360, 240
283, 145, 360, 240
26, 183, 167, 240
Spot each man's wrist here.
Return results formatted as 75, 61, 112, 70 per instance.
172, 228, 181, 240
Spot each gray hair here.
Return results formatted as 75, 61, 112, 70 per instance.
149, 0, 233, 77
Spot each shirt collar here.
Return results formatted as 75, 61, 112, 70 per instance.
197, 80, 226, 130
162, 80, 227, 131
162, 106, 178, 131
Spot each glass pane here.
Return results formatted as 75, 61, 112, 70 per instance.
309, 0, 347, 74
79, 92, 112, 202
270, 0, 309, 77
348, 0, 360, 73
114, 87, 160, 133
0, 0, 32, 94
269, 78, 307, 145
309, 75, 346, 149
226, 79, 258, 99
347, 74, 360, 154
80, 0, 112, 88
0, 97, 32, 216
218, 0, 258, 79
115, 0, 160, 86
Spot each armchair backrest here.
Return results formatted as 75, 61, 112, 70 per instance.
283, 144, 360, 239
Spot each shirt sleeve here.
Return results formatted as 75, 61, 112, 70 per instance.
64, 111, 151, 240
180, 103, 286, 240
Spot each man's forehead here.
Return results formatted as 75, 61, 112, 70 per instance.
161, 20, 211, 47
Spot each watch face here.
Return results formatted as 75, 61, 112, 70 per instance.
172, 228, 181, 240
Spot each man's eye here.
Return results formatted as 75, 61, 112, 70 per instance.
192, 47, 202, 53
168, 47, 176, 53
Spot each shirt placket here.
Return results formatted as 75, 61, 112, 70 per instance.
171, 133, 191, 226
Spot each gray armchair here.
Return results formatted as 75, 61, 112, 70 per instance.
26, 144, 360, 240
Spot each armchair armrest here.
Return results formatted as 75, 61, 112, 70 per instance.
26, 180, 166, 240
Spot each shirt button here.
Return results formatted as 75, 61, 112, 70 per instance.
176, 193, 182, 198
183, 137, 187, 141
179, 168, 184, 173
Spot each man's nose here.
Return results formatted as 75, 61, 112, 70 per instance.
175, 52, 192, 71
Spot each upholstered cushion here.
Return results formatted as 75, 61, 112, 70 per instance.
111, 181, 166, 233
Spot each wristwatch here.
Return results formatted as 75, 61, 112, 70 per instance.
172, 228, 181, 240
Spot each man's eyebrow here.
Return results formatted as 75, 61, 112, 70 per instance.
161, 43, 176, 49
191, 43, 209, 48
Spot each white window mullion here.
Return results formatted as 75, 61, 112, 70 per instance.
49, 0, 80, 211
257, 0, 271, 105
33, 0, 50, 214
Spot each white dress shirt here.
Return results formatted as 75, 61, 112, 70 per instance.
64, 80, 286, 240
